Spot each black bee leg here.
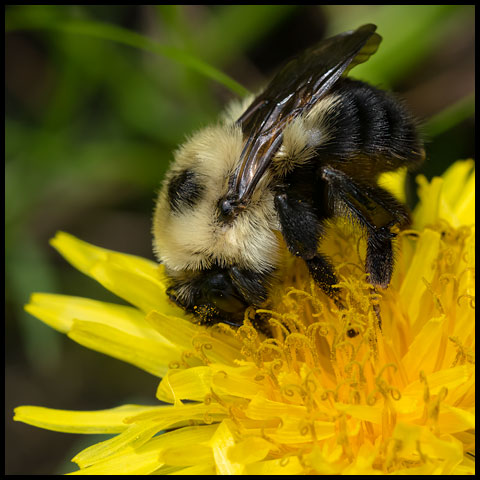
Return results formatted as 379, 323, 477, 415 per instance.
304, 255, 338, 298
320, 166, 410, 288
274, 192, 338, 297
365, 224, 396, 287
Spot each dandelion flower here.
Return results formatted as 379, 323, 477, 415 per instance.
15, 160, 475, 475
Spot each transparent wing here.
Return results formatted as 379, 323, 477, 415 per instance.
230, 24, 381, 206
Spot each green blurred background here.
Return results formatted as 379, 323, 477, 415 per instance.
5, 5, 474, 474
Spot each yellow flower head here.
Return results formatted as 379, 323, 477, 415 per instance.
15, 160, 475, 475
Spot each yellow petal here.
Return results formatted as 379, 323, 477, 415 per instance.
210, 420, 244, 475
414, 175, 444, 229
389, 423, 463, 473
73, 422, 164, 468
401, 316, 446, 379
212, 366, 262, 398
146, 311, 203, 347
160, 444, 214, 467
307, 444, 343, 474
446, 367, 474, 406
88, 261, 177, 315
342, 442, 379, 475
451, 454, 476, 476
453, 168, 475, 225
244, 456, 304, 475
166, 464, 216, 475
419, 428, 464, 474
398, 229, 441, 325
267, 415, 335, 444
227, 436, 273, 464
156, 366, 214, 403
25, 293, 182, 377
157, 424, 218, 467
334, 402, 382, 424
26, 293, 159, 339
70, 425, 218, 474
414, 161, 475, 228
246, 395, 307, 420
74, 403, 227, 469
441, 159, 475, 225
128, 401, 226, 425
68, 319, 179, 377
50, 232, 182, 315
13, 404, 152, 433
50, 231, 159, 281
379, 167, 408, 203
68, 437, 165, 475
437, 404, 475, 434
402, 365, 471, 398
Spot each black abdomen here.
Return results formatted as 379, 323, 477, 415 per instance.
318, 78, 424, 177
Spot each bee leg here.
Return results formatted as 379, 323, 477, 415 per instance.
320, 166, 410, 288
304, 254, 338, 298
274, 192, 338, 298
365, 223, 396, 288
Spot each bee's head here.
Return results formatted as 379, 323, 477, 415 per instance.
165, 265, 266, 326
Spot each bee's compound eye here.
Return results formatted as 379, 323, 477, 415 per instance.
203, 272, 247, 314
209, 289, 246, 314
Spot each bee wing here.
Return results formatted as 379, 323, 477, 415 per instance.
231, 24, 381, 204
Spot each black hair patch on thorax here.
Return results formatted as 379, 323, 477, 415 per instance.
167, 169, 204, 213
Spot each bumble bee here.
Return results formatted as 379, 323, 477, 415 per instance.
153, 24, 424, 328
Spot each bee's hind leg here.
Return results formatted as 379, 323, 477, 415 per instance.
320, 166, 410, 289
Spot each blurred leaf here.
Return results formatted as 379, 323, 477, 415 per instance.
195, 5, 299, 64
325, 5, 472, 86
154, 5, 194, 50
5, 14, 249, 96
46, 23, 211, 143
6, 228, 62, 373
424, 93, 475, 138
